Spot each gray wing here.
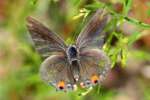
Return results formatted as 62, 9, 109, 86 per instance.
27, 17, 67, 58
78, 48, 111, 88
40, 54, 75, 91
76, 9, 111, 50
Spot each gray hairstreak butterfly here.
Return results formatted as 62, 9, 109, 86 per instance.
27, 8, 111, 91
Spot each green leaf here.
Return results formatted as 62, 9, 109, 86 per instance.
127, 31, 141, 46
123, 0, 132, 15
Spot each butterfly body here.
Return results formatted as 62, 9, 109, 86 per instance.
27, 8, 111, 91
66, 45, 79, 64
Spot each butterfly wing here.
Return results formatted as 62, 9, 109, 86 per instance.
76, 9, 111, 49
40, 54, 75, 91
78, 48, 111, 88
27, 17, 67, 58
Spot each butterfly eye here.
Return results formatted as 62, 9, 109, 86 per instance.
57, 81, 65, 90
91, 75, 99, 84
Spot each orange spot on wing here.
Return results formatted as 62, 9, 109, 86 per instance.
57, 81, 65, 89
91, 75, 99, 84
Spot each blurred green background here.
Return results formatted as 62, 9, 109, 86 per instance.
0, 0, 150, 100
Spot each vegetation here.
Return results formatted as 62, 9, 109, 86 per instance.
0, 0, 150, 100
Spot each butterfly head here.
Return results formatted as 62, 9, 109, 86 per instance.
67, 45, 79, 64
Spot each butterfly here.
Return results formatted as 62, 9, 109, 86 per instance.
27, 8, 111, 91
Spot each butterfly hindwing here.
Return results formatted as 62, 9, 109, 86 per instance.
27, 17, 67, 58
40, 54, 76, 91
78, 48, 111, 88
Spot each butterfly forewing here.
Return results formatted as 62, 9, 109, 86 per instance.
79, 48, 111, 88
76, 9, 111, 49
27, 17, 67, 58
40, 54, 75, 91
